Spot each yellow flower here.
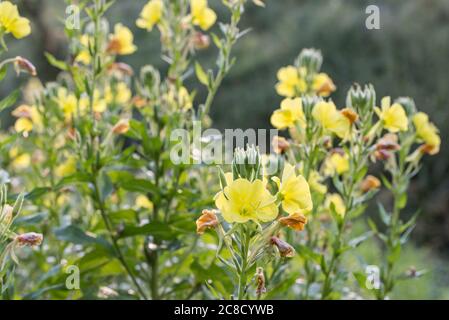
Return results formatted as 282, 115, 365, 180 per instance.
56, 88, 78, 120
375, 97, 408, 133
312, 73, 336, 97
312, 101, 351, 139
135, 195, 154, 211
136, 0, 163, 31
9, 147, 30, 170
215, 178, 278, 223
271, 98, 306, 130
14, 117, 33, 134
191, 0, 217, 31
324, 152, 349, 176
275, 66, 307, 97
75, 35, 92, 65
105, 82, 132, 105
272, 164, 313, 215
325, 194, 346, 218
308, 170, 327, 194
413, 112, 440, 155
79, 91, 107, 114
107, 24, 137, 55
0, 2, 31, 39
55, 156, 77, 178
167, 86, 193, 111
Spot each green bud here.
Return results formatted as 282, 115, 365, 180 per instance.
232, 145, 262, 181
296, 48, 323, 74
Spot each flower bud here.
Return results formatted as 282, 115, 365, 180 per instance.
376, 133, 400, 151
296, 48, 322, 73
346, 84, 376, 114
196, 209, 219, 235
131, 96, 148, 108
419, 143, 439, 156
232, 145, 262, 181
108, 62, 134, 77
1, 205, 14, 225
279, 212, 307, 231
11, 104, 33, 118
270, 236, 295, 258
255, 267, 266, 297
341, 108, 359, 124
272, 136, 290, 154
112, 119, 130, 135
16, 232, 43, 247
192, 32, 210, 50
14, 56, 37, 76
360, 175, 381, 193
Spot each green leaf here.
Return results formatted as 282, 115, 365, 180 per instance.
117, 221, 177, 240
54, 225, 113, 253
0, 65, 7, 82
195, 62, 209, 87
0, 89, 20, 112
377, 202, 391, 226
25, 187, 52, 201
387, 243, 401, 264
44, 52, 68, 71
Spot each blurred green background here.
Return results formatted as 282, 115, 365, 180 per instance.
1, 0, 449, 298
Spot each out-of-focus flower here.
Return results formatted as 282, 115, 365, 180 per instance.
270, 236, 295, 257
14, 56, 37, 76
271, 98, 306, 130
312, 73, 336, 97
79, 91, 107, 114
413, 112, 440, 155
279, 212, 307, 231
308, 170, 327, 194
9, 147, 30, 170
375, 97, 408, 133
135, 195, 154, 211
107, 24, 137, 55
275, 66, 307, 97
325, 193, 346, 218
108, 62, 134, 77
324, 150, 349, 176
136, 0, 163, 31
105, 82, 132, 105
272, 163, 312, 214
190, 0, 217, 31
75, 35, 92, 65
55, 156, 77, 178
98, 287, 119, 299
360, 175, 381, 193
196, 209, 219, 235
215, 178, 278, 223
0, 2, 31, 39
272, 136, 290, 154
14, 117, 33, 135
112, 119, 130, 135
192, 32, 210, 50
56, 88, 78, 120
312, 101, 351, 139
373, 133, 400, 161
12, 104, 42, 135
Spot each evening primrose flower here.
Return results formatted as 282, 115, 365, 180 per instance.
312, 73, 336, 97
9, 147, 30, 170
75, 35, 92, 65
324, 151, 349, 176
55, 156, 77, 178
413, 112, 440, 155
105, 82, 132, 105
0, 2, 31, 39
375, 97, 408, 133
136, 0, 163, 31
279, 212, 308, 231
215, 178, 278, 224
107, 24, 137, 55
312, 101, 351, 139
14, 117, 33, 135
190, 0, 217, 31
56, 88, 78, 120
79, 91, 107, 114
12, 104, 42, 134
270, 98, 306, 130
360, 175, 381, 193
135, 195, 154, 211
326, 193, 346, 218
272, 163, 313, 215
275, 66, 307, 97
196, 209, 218, 235
308, 170, 327, 194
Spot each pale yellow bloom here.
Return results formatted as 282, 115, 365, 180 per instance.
105, 82, 132, 105
215, 178, 278, 223
375, 97, 408, 133
275, 66, 307, 97
137, 0, 163, 31
312, 73, 336, 97
326, 194, 346, 218
14, 117, 33, 134
0, 2, 31, 39
312, 101, 351, 139
56, 88, 78, 120
324, 152, 349, 176
191, 0, 217, 31
79, 91, 107, 114
413, 112, 440, 155
272, 163, 313, 215
107, 24, 137, 55
75, 35, 92, 65
308, 170, 327, 194
135, 195, 154, 211
9, 147, 30, 170
55, 156, 77, 178
271, 98, 306, 130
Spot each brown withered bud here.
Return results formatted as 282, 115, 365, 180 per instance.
270, 236, 295, 258
67, 127, 77, 141
341, 108, 359, 124
112, 119, 130, 135
106, 39, 121, 55
374, 149, 393, 161
331, 147, 346, 157
322, 136, 333, 150
16, 232, 43, 247
272, 136, 290, 154
360, 175, 381, 193
196, 209, 219, 235
419, 144, 439, 156
279, 212, 308, 231
406, 266, 417, 278
192, 32, 210, 50
11, 104, 33, 118
131, 96, 148, 108
14, 56, 37, 76
108, 62, 134, 77
376, 133, 400, 151
255, 267, 266, 297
